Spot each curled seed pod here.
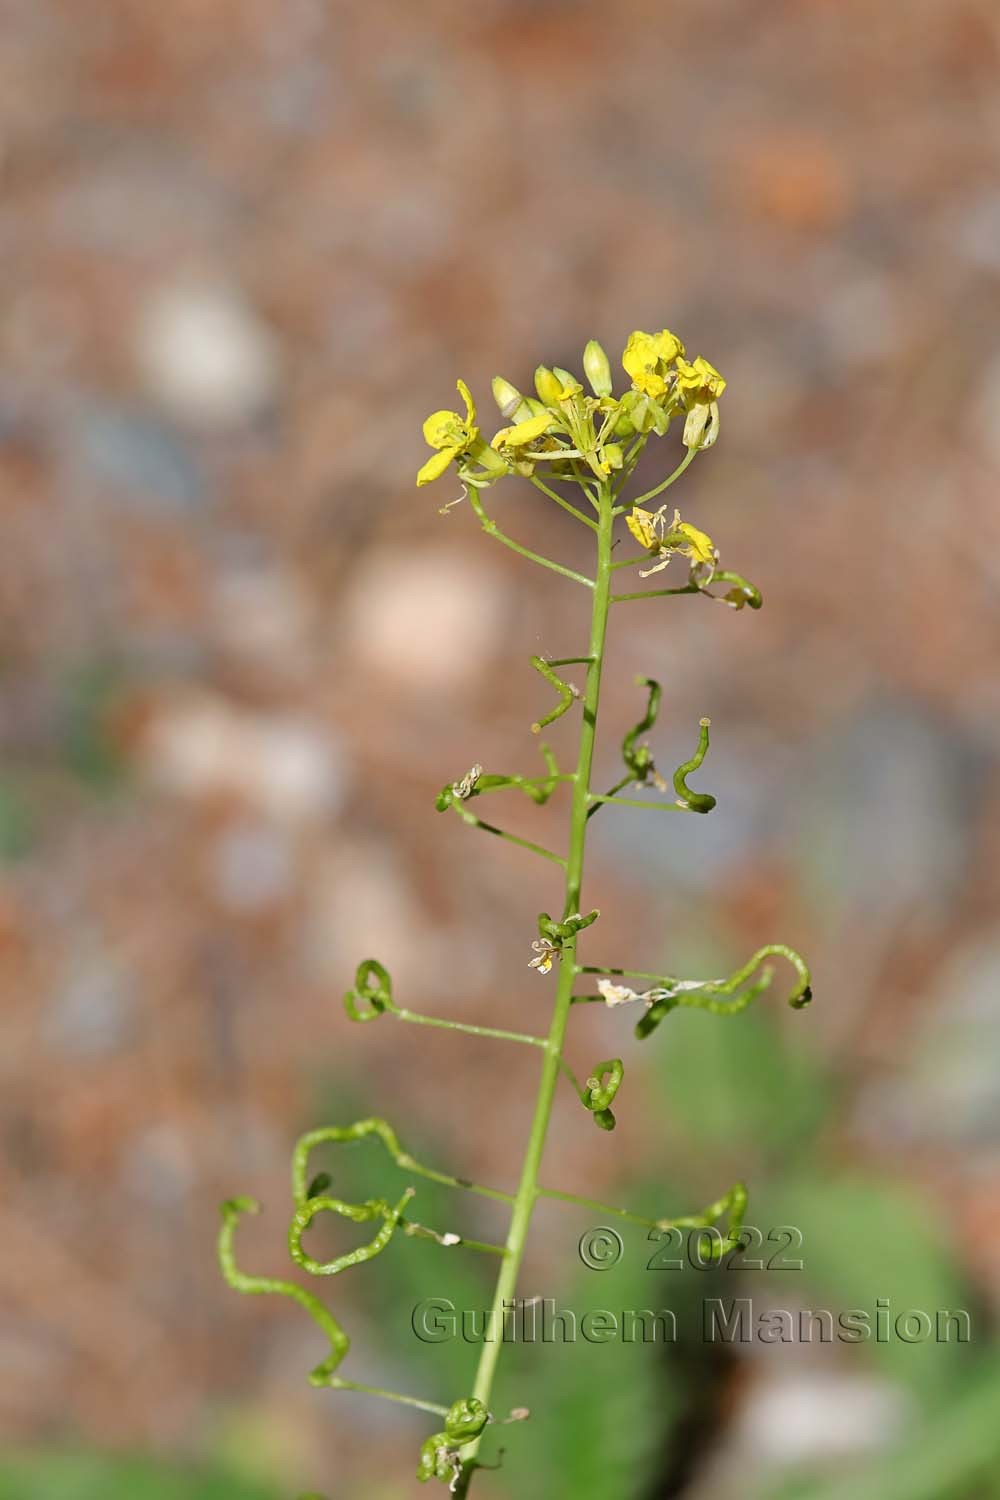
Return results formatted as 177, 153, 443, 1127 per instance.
343, 959, 397, 1023
633, 944, 812, 1040
529, 656, 580, 733
673, 717, 716, 813
445, 1396, 489, 1442
217, 1197, 351, 1386
635, 992, 679, 1040
621, 675, 663, 781
537, 908, 599, 947
581, 1058, 624, 1130
416, 1432, 457, 1485
289, 1187, 413, 1278
711, 569, 762, 610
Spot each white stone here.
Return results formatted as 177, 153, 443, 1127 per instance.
135, 278, 280, 427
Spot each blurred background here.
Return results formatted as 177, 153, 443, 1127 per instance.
3, 1, 1000, 1496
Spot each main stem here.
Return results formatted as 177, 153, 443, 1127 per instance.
455, 482, 614, 1494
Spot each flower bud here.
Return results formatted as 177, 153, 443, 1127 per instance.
534, 365, 564, 405
601, 442, 623, 470
552, 366, 582, 396
583, 339, 612, 397
491, 375, 524, 419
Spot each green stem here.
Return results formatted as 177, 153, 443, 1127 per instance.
528, 474, 598, 530
628, 445, 697, 509
328, 1378, 450, 1418
455, 481, 615, 1494
468, 488, 594, 588
393, 1008, 547, 1048
586, 793, 691, 813
447, 801, 568, 868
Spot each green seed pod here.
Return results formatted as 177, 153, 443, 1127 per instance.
416, 1432, 452, 1483
445, 1396, 489, 1442
583, 339, 613, 397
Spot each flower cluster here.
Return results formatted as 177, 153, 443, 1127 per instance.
415, 328, 726, 491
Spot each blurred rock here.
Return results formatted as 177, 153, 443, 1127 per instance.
141, 693, 344, 822
731, 1369, 909, 1464
46, 942, 135, 1057
73, 405, 207, 512
135, 280, 281, 428
208, 819, 295, 915
856, 934, 1000, 1152
343, 546, 509, 695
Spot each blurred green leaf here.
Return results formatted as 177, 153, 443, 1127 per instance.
0, 777, 35, 859
759, 1171, 977, 1399
494, 1221, 675, 1498
0, 1452, 278, 1500
657, 1001, 830, 1159
59, 660, 128, 791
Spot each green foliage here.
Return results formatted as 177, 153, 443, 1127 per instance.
0, 1452, 278, 1500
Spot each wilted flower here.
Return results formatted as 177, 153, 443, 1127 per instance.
626, 506, 718, 578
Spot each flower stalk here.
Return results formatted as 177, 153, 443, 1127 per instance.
217, 329, 813, 1497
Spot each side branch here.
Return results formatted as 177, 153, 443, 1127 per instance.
537, 1180, 748, 1249
611, 568, 762, 609
468, 488, 594, 588
574, 943, 813, 1037
344, 958, 547, 1047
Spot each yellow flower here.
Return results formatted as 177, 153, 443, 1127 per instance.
622, 329, 685, 398
626, 507, 660, 550
416, 379, 478, 486
675, 355, 726, 402
675, 520, 715, 566
491, 412, 554, 449
626, 506, 717, 577
529, 938, 558, 975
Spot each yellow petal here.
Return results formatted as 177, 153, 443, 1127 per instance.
626, 507, 660, 551
456, 378, 476, 426
491, 413, 554, 449
416, 446, 458, 486
633, 370, 667, 399
676, 521, 715, 565
622, 330, 657, 381
650, 328, 685, 363
676, 356, 726, 400
423, 408, 462, 449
